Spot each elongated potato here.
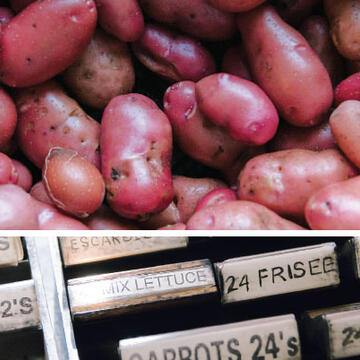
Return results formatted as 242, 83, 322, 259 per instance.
139, 0, 236, 41
42, 148, 105, 217
62, 29, 135, 110
96, 0, 144, 42
238, 149, 357, 219
0, 0, 97, 87
0, 184, 38, 229
306, 176, 360, 229
132, 24, 216, 83
101, 94, 173, 220
15, 81, 100, 169
196, 73, 279, 144
300, 15, 345, 86
324, 0, 360, 61
187, 201, 305, 230
0, 87, 17, 149
164, 81, 246, 170
237, 5, 333, 127
329, 100, 360, 169
269, 121, 336, 152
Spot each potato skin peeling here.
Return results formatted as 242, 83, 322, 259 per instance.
42, 147, 105, 218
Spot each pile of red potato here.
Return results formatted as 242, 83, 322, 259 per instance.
1, 0, 360, 230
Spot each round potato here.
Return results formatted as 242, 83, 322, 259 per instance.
62, 29, 135, 110
42, 147, 105, 217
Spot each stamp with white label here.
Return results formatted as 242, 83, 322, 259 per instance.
304, 303, 360, 359
346, 237, 360, 280
0, 279, 40, 332
0, 237, 24, 267
60, 237, 189, 266
68, 259, 217, 321
215, 243, 340, 304
119, 314, 301, 360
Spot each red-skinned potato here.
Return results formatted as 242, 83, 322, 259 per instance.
0, 184, 38, 229
0, 87, 17, 149
238, 149, 357, 220
324, 0, 360, 61
61, 29, 135, 110
12, 159, 32, 191
195, 188, 237, 212
132, 24, 216, 83
269, 121, 337, 152
221, 45, 252, 81
101, 94, 174, 220
209, 0, 266, 12
186, 201, 305, 230
15, 80, 100, 169
95, 0, 144, 42
83, 204, 139, 230
300, 15, 345, 87
329, 100, 360, 169
0, 0, 97, 87
196, 73, 279, 144
139, 0, 236, 41
0, 153, 17, 185
334, 73, 360, 105
164, 81, 246, 170
42, 147, 105, 218
9, 0, 34, 13
35, 201, 89, 230
275, 0, 320, 26
142, 175, 226, 228
305, 176, 360, 230
237, 5, 333, 127
30, 181, 53, 205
